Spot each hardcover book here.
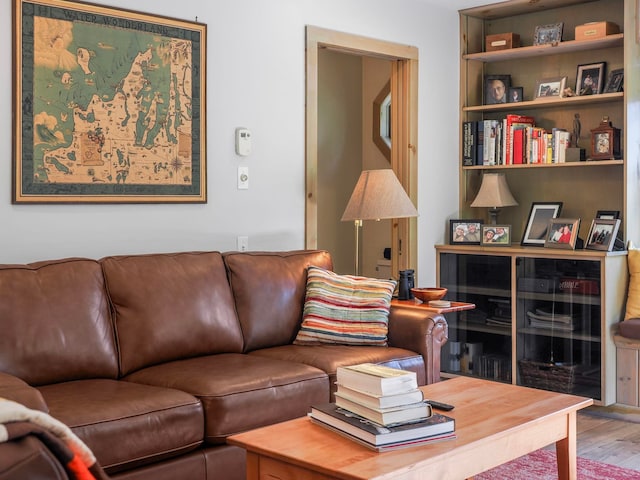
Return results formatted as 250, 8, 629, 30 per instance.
308, 402, 455, 446
336, 363, 418, 396
334, 394, 431, 426
335, 384, 424, 409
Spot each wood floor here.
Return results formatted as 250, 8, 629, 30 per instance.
573, 411, 640, 471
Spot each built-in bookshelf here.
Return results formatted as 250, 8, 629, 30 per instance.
458, 0, 640, 244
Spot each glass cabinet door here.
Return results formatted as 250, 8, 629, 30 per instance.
439, 253, 512, 383
515, 257, 601, 400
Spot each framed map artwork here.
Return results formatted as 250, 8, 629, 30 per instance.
13, 0, 207, 203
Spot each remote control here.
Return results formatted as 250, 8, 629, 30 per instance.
426, 400, 455, 411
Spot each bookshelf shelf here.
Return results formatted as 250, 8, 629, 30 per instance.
463, 92, 623, 112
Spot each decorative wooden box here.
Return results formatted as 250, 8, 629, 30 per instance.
485, 33, 520, 52
575, 21, 619, 41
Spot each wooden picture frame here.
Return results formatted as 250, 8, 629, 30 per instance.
576, 62, 606, 96
544, 218, 581, 250
521, 202, 563, 247
586, 218, 621, 251
481, 225, 511, 246
534, 77, 567, 99
508, 87, 523, 103
533, 23, 563, 45
484, 74, 511, 105
603, 68, 624, 93
450, 219, 482, 245
13, 0, 207, 203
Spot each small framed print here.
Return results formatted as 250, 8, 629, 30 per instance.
534, 77, 567, 99
521, 202, 563, 247
508, 87, 523, 103
484, 74, 511, 105
533, 23, 563, 45
596, 210, 620, 219
481, 225, 511, 246
544, 218, 581, 250
576, 62, 606, 95
450, 219, 482, 245
603, 68, 624, 93
586, 218, 621, 251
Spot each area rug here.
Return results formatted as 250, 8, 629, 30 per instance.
475, 449, 640, 480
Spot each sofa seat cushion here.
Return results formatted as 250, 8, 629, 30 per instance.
248, 345, 426, 400
123, 353, 328, 443
37, 379, 203, 474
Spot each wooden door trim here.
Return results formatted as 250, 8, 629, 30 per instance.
305, 26, 418, 277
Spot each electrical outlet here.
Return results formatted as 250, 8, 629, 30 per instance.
237, 236, 249, 252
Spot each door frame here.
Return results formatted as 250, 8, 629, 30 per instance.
305, 25, 418, 277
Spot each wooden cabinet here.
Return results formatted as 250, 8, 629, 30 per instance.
458, 0, 640, 244
436, 244, 627, 405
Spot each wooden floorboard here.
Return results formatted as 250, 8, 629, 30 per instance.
575, 412, 640, 471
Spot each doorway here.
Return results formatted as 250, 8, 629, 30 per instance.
305, 26, 418, 279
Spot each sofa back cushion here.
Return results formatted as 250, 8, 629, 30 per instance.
0, 258, 118, 385
223, 250, 333, 351
101, 251, 243, 376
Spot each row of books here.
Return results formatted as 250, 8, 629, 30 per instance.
308, 363, 455, 452
462, 115, 573, 166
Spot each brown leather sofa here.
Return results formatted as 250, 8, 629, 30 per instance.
0, 250, 448, 480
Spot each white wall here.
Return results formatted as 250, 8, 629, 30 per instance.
1, 0, 461, 286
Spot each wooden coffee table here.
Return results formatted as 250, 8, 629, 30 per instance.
228, 376, 592, 480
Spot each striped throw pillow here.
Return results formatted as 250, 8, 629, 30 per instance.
293, 266, 396, 346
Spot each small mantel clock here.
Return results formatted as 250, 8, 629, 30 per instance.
589, 116, 621, 160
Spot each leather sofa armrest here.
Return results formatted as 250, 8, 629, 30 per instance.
0, 373, 48, 412
387, 306, 448, 385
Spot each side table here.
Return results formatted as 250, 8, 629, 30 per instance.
391, 298, 475, 314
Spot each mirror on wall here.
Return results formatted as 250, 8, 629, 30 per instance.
373, 81, 391, 161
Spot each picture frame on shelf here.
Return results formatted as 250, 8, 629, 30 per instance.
596, 210, 620, 219
450, 219, 482, 245
521, 202, 563, 247
508, 87, 523, 103
13, 0, 207, 204
576, 62, 606, 95
484, 74, 511, 105
544, 218, 581, 250
586, 218, 621, 251
603, 68, 624, 93
481, 225, 511, 246
533, 22, 563, 45
534, 77, 566, 99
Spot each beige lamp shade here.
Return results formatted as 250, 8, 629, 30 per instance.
341, 169, 418, 222
470, 173, 517, 224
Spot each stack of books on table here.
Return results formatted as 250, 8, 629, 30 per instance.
308, 363, 455, 452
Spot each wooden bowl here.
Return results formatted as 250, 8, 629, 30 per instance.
410, 287, 448, 302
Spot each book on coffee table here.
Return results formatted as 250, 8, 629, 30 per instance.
334, 394, 431, 426
335, 384, 425, 409
308, 403, 454, 447
308, 416, 457, 452
336, 363, 418, 396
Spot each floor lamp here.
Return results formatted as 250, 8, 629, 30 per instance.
341, 169, 418, 276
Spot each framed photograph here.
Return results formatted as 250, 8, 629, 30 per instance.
450, 219, 482, 245
534, 77, 567, 99
533, 23, 563, 45
521, 202, 563, 247
13, 0, 207, 203
544, 218, 581, 250
576, 62, 606, 95
484, 74, 511, 105
586, 218, 621, 251
508, 87, 523, 103
603, 68, 624, 93
596, 210, 620, 219
481, 225, 511, 246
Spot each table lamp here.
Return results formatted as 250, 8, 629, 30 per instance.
341, 169, 418, 276
470, 173, 518, 225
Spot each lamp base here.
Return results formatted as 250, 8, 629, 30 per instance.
488, 208, 501, 225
